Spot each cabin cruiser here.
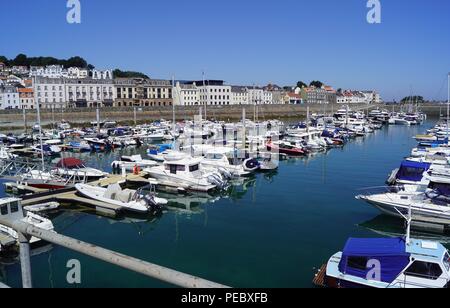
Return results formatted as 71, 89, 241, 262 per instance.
200, 148, 256, 177
0, 198, 55, 253
144, 154, 228, 193
357, 173, 450, 223
53, 158, 107, 180
75, 183, 167, 214
411, 147, 450, 158
319, 237, 450, 288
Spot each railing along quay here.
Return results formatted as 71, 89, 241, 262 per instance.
0, 217, 229, 289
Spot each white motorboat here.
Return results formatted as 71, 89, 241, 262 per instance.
111, 155, 158, 171
144, 154, 227, 192
53, 158, 107, 180
75, 183, 167, 214
200, 148, 254, 177
0, 198, 55, 252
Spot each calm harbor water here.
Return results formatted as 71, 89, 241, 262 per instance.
1, 119, 448, 288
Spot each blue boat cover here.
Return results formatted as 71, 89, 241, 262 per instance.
396, 161, 431, 182
338, 238, 411, 283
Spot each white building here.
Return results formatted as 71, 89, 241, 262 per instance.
65, 78, 115, 108
92, 69, 113, 80
67, 67, 89, 79
33, 77, 116, 109
188, 80, 230, 106
33, 77, 67, 109
30, 65, 65, 78
231, 86, 249, 105
173, 82, 199, 106
0, 86, 21, 110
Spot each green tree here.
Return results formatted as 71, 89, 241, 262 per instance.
113, 69, 149, 79
401, 96, 424, 103
13, 54, 29, 66
65, 56, 88, 68
309, 80, 323, 88
0, 56, 9, 65
296, 81, 307, 89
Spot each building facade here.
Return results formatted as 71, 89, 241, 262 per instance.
173, 82, 199, 106
114, 78, 173, 107
33, 77, 115, 109
0, 86, 20, 110
18, 88, 35, 109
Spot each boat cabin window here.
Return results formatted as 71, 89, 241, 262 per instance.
347, 256, 369, 271
189, 164, 199, 172
0, 204, 8, 215
10, 201, 19, 213
166, 164, 185, 174
444, 253, 450, 272
404, 261, 443, 280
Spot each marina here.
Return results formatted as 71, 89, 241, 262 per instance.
2, 105, 449, 288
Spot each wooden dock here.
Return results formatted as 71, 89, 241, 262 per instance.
17, 172, 153, 216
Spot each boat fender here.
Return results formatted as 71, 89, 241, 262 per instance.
244, 158, 260, 171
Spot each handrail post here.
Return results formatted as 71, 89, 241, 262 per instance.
18, 232, 33, 288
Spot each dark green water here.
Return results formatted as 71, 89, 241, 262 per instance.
1, 120, 447, 288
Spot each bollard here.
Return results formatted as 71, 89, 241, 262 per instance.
18, 232, 33, 288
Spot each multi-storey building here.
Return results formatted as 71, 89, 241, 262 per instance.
114, 78, 173, 107
0, 86, 20, 110
173, 82, 199, 106
264, 84, 285, 104
184, 80, 231, 106
18, 88, 35, 109
33, 77, 115, 109
66, 78, 115, 108
231, 86, 249, 105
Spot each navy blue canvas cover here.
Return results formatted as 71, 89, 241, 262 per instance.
338, 238, 411, 283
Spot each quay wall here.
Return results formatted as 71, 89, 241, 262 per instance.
0, 103, 444, 130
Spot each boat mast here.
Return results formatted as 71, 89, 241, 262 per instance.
34, 76, 45, 171
447, 72, 450, 144
202, 71, 207, 121
172, 76, 176, 136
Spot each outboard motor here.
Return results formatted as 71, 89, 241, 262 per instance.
218, 167, 232, 180
244, 158, 260, 172
207, 174, 225, 189
144, 194, 163, 213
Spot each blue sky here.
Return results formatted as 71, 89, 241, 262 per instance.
1, 0, 450, 101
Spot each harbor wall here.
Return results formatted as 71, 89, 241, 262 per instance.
0, 103, 444, 130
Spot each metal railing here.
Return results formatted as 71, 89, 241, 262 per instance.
0, 218, 229, 289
